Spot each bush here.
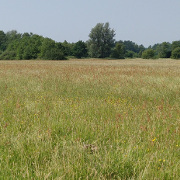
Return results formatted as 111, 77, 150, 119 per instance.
171, 47, 180, 59
142, 49, 155, 59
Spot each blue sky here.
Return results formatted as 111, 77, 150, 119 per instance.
1, 0, 180, 47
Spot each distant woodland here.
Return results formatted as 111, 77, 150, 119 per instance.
0, 23, 180, 60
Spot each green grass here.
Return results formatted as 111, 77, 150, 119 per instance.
0, 59, 179, 179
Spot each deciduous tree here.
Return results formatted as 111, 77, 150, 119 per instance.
73, 41, 87, 58
88, 22, 115, 58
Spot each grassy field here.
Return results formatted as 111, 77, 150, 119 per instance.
0, 59, 179, 179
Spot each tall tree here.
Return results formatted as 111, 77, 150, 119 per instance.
88, 22, 115, 58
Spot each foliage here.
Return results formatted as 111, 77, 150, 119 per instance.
171, 47, 180, 59
123, 40, 139, 53
116, 40, 145, 58
0, 30, 7, 51
6, 30, 21, 42
0, 28, 180, 60
0, 50, 16, 60
151, 43, 160, 56
125, 50, 136, 58
88, 22, 115, 58
39, 38, 66, 60
142, 49, 155, 59
171, 41, 180, 51
0, 30, 67, 60
138, 45, 146, 57
72, 41, 88, 58
62, 40, 74, 56
111, 42, 125, 59
17, 34, 43, 59
158, 42, 171, 58
0, 33, 43, 60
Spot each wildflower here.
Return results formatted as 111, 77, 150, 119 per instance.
152, 138, 156, 142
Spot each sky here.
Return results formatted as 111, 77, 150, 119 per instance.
0, 0, 180, 47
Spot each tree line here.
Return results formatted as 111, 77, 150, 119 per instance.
0, 22, 180, 60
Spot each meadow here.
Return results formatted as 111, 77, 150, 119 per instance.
0, 59, 179, 179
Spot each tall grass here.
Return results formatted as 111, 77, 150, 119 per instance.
0, 59, 179, 179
